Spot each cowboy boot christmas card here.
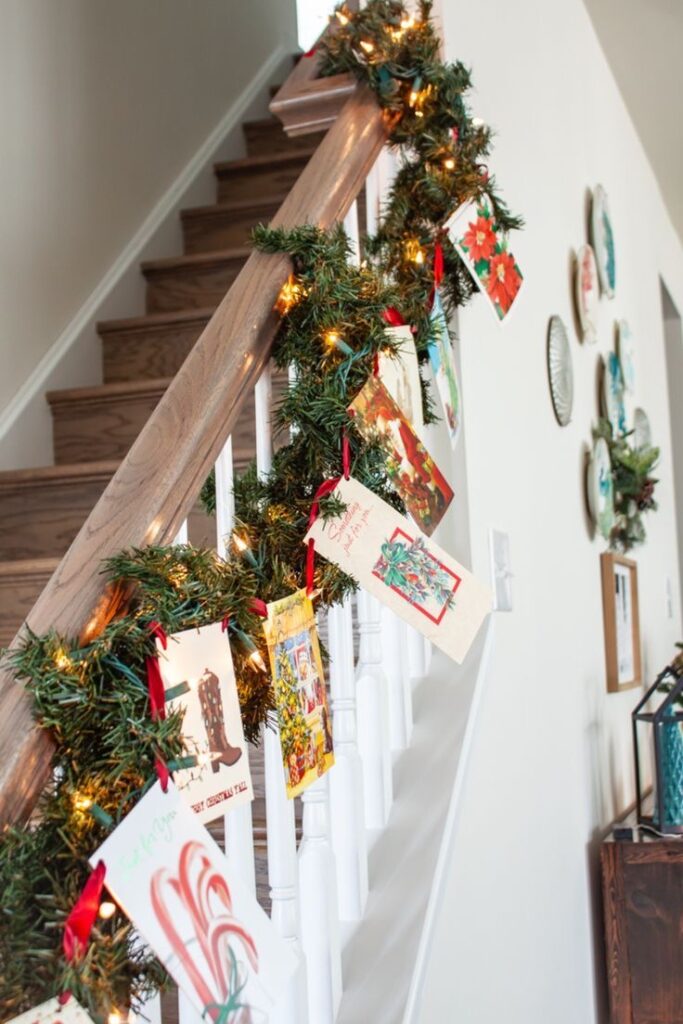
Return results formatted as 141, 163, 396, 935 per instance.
156, 622, 253, 823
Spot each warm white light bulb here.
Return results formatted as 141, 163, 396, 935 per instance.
99, 901, 116, 920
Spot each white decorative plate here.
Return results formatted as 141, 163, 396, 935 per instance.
574, 244, 599, 343
547, 316, 573, 425
633, 407, 652, 450
587, 437, 616, 540
617, 319, 636, 394
591, 185, 616, 298
603, 352, 626, 435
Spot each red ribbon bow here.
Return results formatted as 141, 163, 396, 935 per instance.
249, 598, 268, 620
63, 861, 106, 963
382, 306, 407, 327
306, 477, 341, 596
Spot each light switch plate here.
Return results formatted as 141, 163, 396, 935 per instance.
489, 529, 513, 611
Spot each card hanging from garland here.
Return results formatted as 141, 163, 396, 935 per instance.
6, 999, 96, 1024
377, 322, 424, 436
428, 289, 462, 448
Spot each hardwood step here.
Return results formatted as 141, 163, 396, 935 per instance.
181, 195, 285, 255
0, 461, 117, 561
214, 149, 315, 203
141, 249, 248, 314
243, 116, 325, 157
0, 557, 58, 648
98, 309, 213, 382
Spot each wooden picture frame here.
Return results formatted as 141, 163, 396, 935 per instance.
600, 552, 642, 693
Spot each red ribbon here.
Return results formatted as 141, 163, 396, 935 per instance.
342, 429, 351, 480
148, 620, 167, 650
221, 615, 230, 633
433, 241, 444, 287
382, 306, 406, 327
304, 43, 317, 57
63, 861, 106, 963
155, 756, 170, 793
249, 598, 268, 619
146, 620, 168, 722
58, 992, 72, 1006
306, 478, 341, 595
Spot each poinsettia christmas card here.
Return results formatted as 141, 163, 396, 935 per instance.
378, 324, 424, 436
304, 477, 492, 663
428, 292, 461, 449
91, 781, 296, 1022
156, 622, 253, 823
444, 195, 523, 322
5, 999, 95, 1024
263, 589, 334, 799
348, 375, 453, 537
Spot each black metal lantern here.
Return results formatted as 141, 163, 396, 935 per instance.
632, 665, 683, 835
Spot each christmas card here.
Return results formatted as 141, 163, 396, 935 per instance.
378, 324, 424, 435
348, 375, 453, 537
444, 195, 523, 322
263, 589, 334, 799
304, 477, 492, 663
5, 999, 95, 1024
428, 292, 461, 448
91, 781, 296, 1022
156, 622, 253, 823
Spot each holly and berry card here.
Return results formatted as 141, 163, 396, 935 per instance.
156, 622, 253, 823
348, 375, 453, 537
428, 292, 462, 449
263, 589, 334, 799
304, 477, 491, 663
377, 324, 424, 436
91, 781, 296, 1022
445, 195, 523, 321
5, 999, 95, 1024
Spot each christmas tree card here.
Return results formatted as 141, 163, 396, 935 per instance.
5, 999, 95, 1024
348, 374, 453, 537
263, 589, 334, 799
378, 324, 424, 435
156, 622, 253, 823
444, 195, 523, 322
304, 477, 492, 663
91, 781, 297, 1022
428, 292, 462, 449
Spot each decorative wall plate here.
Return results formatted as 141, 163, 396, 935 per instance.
633, 407, 652, 450
591, 185, 616, 298
587, 437, 616, 540
574, 245, 599, 343
547, 315, 573, 425
617, 319, 636, 394
603, 352, 626, 435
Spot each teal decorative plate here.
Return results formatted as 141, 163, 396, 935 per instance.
603, 352, 626, 435
587, 437, 615, 539
617, 319, 636, 394
591, 185, 616, 298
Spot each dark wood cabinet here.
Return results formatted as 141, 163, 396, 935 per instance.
601, 829, 683, 1023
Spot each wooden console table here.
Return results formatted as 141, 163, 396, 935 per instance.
601, 815, 683, 1023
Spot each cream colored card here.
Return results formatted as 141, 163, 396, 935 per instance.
304, 476, 492, 663
6, 999, 95, 1024
156, 622, 253, 823
378, 325, 424, 434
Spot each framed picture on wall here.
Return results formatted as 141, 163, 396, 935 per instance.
600, 552, 642, 692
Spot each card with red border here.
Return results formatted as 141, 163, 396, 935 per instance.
5, 999, 95, 1024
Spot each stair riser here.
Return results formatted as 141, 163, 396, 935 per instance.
144, 260, 245, 314
102, 320, 209, 382
0, 568, 52, 647
50, 392, 164, 464
243, 121, 324, 158
0, 478, 111, 560
216, 157, 310, 203
182, 200, 282, 255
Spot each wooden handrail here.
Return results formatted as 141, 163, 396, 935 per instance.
0, 71, 389, 827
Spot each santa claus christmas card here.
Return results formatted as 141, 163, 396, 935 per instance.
348, 374, 453, 537
156, 622, 253, 823
377, 324, 424, 436
91, 781, 297, 1023
304, 477, 492, 663
5, 999, 95, 1024
263, 589, 334, 799
445, 195, 523, 322
428, 292, 462, 449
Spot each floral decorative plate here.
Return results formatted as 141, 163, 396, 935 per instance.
574, 244, 599, 343
603, 352, 626, 435
617, 319, 636, 394
591, 185, 616, 298
633, 407, 652, 450
587, 437, 616, 540
547, 316, 573, 425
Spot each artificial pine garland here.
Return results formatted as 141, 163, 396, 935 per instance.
594, 417, 659, 551
0, 2, 521, 1019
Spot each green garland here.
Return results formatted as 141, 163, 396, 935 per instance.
594, 417, 659, 551
0, 2, 521, 1020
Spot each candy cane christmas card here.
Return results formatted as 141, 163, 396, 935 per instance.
428, 292, 461, 449
5, 999, 96, 1024
305, 477, 492, 663
91, 781, 296, 1023
155, 622, 253, 823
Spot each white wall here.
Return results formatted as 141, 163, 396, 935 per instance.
418, 2, 683, 1022
0, 0, 297, 468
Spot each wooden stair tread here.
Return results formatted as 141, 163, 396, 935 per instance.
213, 148, 316, 174
140, 247, 250, 274
46, 377, 173, 407
97, 308, 215, 335
0, 460, 120, 488
180, 193, 287, 221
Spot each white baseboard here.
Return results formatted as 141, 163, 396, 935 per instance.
0, 43, 290, 469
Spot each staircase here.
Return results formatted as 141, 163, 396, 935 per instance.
0, 112, 323, 648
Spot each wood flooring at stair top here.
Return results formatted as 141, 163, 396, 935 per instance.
214, 148, 316, 202
181, 194, 287, 254
0, 557, 59, 647
242, 115, 326, 157
141, 248, 249, 314
98, 309, 214, 383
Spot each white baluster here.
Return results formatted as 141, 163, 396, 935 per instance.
214, 435, 257, 893
328, 596, 369, 920
343, 200, 361, 264
174, 520, 188, 544
407, 625, 426, 684
355, 590, 393, 829
381, 606, 413, 751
